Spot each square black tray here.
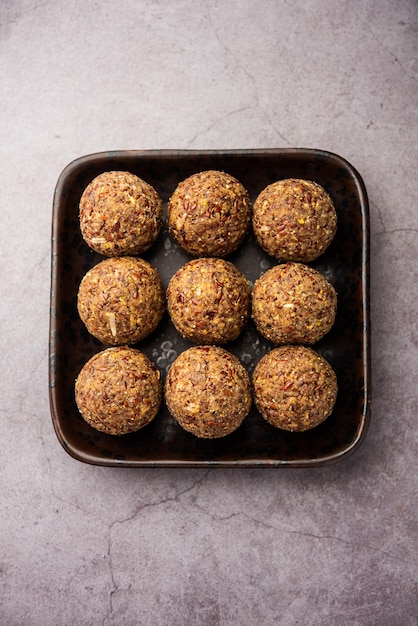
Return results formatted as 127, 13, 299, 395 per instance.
49, 148, 371, 467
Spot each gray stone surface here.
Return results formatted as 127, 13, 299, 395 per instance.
1, 0, 417, 624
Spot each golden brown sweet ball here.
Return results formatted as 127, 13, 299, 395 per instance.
166, 258, 251, 344
79, 171, 162, 256
75, 347, 162, 435
252, 345, 338, 432
77, 257, 164, 346
252, 262, 337, 345
167, 170, 251, 257
165, 346, 252, 438
253, 178, 337, 262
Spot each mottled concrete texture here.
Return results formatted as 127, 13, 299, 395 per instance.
1, 1, 418, 624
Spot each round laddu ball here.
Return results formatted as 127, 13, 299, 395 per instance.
253, 178, 337, 262
165, 346, 252, 438
77, 257, 164, 345
79, 170, 162, 256
75, 347, 162, 435
253, 345, 338, 432
167, 170, 251, 257
252, 262, 337, 345
167, 258, 251, 344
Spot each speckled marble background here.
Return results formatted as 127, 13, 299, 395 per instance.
1, 1, 417, 624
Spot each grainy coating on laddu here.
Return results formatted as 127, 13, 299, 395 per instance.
253, 345, 338, 432
165, 346, 252, 438
79, 171, 162, 256
167, 170, 251, 257
75, 347, 162, 435
252, 262, 337, 345
77, 257, 164, 345
167, 258, 251, 344
253, 178, 337, 262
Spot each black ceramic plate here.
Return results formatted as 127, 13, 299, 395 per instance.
49, 149, 371, 467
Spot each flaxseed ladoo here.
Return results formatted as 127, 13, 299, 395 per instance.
253, 178, 337, 262
79, 170, 162, 256
75, 347, 162, 435
252, 345, 338, 432
167, 170, 251, 257
252, 262, 337, 345
77, 256, 164, 345
167, 258, 251, 344
165, 346, 252, 438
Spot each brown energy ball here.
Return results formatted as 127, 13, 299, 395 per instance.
77, 257, 164, 345
252, 262, 337, 345
167, 258, 251, 344
253, 345, 338, 432
165, 346, 252, 438
167, 170, 251, 257
253, 178, 337, 262
75, 347, 162, 435
79, 170, 162, 256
